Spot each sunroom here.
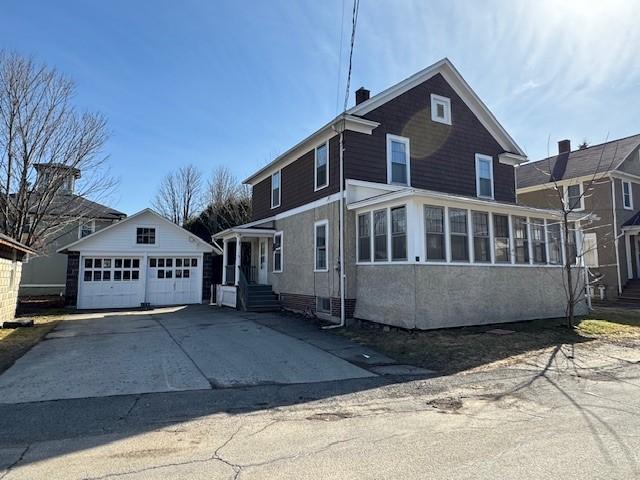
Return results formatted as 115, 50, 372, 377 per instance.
346, 180, 589, 329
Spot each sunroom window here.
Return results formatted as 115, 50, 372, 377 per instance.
547, 222, 562, 265
513, 217, 529, 264
390, 206, 407, 261
449, 208, 469, 262
530, 218, 546, 264
373, 209, 388, 261
357, 213, 371, 262
425, 206, 445, 261
493, 214, 510, 263
472, 211, 490, 262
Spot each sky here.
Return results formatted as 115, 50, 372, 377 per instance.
2, 0, 639, 214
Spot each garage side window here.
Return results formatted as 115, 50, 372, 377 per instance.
136, 227, 156, 244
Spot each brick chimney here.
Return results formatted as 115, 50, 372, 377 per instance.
558, 139, 571, 154
355, 87, 370, 105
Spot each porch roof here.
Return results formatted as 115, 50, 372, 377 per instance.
346, 180, 588, 221
213, 227, 277, 241
622, 211, 640, 231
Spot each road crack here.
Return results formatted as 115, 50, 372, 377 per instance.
0, 444, 30, 480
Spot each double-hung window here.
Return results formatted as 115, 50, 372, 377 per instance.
357, 213, 371, 262
449, 208, 469, 262
582, 232, 599, 267
273, 232, 283, 272
547, 222, 562, 265
493, 214, 510, 263
472, 212, 490, 262
390, 206, 407, 261
386, 135, 410, 186
373, 209, 388, 261
79, 221, 95, 239
475, 154, 494, 199
530, 218, 546, 264
314, 221, 328, 271
271, 171, 281, 209
513, 216, 529, 264
425, 206, 445, 261
566, 184, 583, 211
623, 181, 633, 210
315, 142, 328, 190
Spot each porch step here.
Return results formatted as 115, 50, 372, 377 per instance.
245, 284, 280, 312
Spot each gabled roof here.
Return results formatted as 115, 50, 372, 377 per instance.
347, 58, 526, 158
517, 133, 640, 189
243, 58, 526, 185
8, 192, 126, 220
57, 208, 218, 254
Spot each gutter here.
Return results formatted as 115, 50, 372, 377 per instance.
323, 123, 346, 330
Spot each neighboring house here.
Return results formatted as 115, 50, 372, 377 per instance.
517, 134, 640, 300
214, 58, 587, 330
19, 163, 126, 296
58, 209, 219, 309
0, 234, 36, 323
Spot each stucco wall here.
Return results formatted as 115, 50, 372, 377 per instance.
355, 264, 587, 330
0, 257, 22, 322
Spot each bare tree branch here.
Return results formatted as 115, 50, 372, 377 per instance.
0, 51, 117, 250
152, 164, 203, 226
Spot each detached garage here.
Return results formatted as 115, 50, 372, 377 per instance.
59, 209, 217, 309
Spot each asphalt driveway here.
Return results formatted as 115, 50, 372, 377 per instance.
0, 306, 381, 404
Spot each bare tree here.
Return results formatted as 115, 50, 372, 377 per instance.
531, 137, 620, 327
0, 52, 116, 249
184, 166, 251, 239
152, 164, 202, 226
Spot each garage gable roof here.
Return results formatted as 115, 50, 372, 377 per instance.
57, 208, 217, 254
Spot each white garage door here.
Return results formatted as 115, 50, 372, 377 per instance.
78, 257, 144, 309
146, 256, 202, 306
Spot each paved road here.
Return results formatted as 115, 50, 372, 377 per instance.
1, 309, 639, 479
0, 306, 382, 403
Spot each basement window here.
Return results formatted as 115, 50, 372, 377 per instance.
316, 297, 331, 314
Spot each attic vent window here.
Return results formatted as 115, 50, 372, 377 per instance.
430, 94, 451, 125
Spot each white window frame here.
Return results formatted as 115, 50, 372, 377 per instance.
314, 219, 329, 272
622, 180, 634, 210
78, 220, 95, 239
135, 226, 157, 246
475, 154, 495, 200
272, 231, 283, 273
356, 211, 372, 263
582, 232, 599, 267
314, 141, 329, 192
386, 134, 411, 186
271, 170, 281, 209
430, 94, 452, 125
564, 183, 584, 212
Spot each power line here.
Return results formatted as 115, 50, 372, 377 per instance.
342, 0, 360, 113
334, 0, 346, 116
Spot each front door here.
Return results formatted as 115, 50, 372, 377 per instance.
258, 238, 268, 284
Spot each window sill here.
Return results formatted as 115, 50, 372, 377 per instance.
314, 184, 329, 192
431, 117, 451, 126
314, 268, 329, 273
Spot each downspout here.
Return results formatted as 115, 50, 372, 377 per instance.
324, 120, 346, 329
609, 174, 623, 295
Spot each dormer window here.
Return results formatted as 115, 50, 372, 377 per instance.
430, 94, 451, 125
314, 142, 329, 191
386, 134, 410, 186
271, 170, 281, 209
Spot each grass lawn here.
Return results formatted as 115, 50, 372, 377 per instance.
0, 312, 67, 374
340, 307, 640, 375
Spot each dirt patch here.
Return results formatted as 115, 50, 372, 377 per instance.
426, 397, 464, 412
306, 412, 354, 422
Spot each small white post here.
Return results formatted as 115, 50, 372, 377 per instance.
235, 235, 241, 286
222, 239, 228, 285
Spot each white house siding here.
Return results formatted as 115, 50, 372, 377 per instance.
66, 210, 212, 310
